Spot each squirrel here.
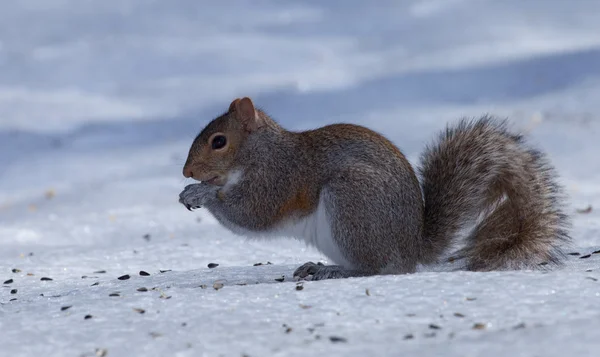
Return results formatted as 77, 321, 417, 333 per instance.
179, 97, 571, 280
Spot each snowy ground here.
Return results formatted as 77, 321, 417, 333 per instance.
2, 1, 600, 356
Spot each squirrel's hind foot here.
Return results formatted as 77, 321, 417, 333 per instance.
293, 262, 366, 281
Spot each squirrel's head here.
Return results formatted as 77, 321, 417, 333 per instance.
182, 97, 266, 186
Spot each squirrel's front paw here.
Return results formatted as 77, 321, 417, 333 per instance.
179, 183, 214, 211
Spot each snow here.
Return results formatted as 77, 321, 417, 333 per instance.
1, 1, 600, 356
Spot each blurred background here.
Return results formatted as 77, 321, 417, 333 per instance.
1, 1, 600, 265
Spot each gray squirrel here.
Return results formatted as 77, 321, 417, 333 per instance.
179, 97, 570, 280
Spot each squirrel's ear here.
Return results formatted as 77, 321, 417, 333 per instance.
228, 98, 241, 113
234, 97, 263, 132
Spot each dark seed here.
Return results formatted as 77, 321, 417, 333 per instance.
91, 282, 99, 286
207, 263, 219, 269
454, 313, 465, 318
365, 288, 370, 296
580, 254, 592, 259
137, 287, 148, 292
429, 324, 441, 330
109, 293, 120, 297
3, 279, 13, 284
139, 271, 150, 276
10, 289, 17, 294
586, 277, 598, 281
40, 277, 53, 281
118, 274, 130, 280
592, 249, 600, 254
84, 315, 93, 320
404, 334, 414, 340
159, 270, 171, 273
143, 234, 151, 241
296, 283, 304, 291
466, 297, 477, 301
81, 276, 88, 279
253, 261, 273, 266
61, 305, 72, 311
568, 252, 581, 256
274, 276, 285, 282
513, 322, 526, 329
539, 262, 549, 266
93, 270, 106, 274
181, 322, 187, 327
329, 336, 347, 343
285, 327, 292, 333
11, 269, 21, 273
9, 298, 17, 301
133, 308, 145, 314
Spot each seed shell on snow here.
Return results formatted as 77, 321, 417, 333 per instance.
473, 323, 487, 330
11, 269, 21, 273
139, 271, 150, 276
61, 305, 72, 311
117, 274, 130, 280
213, 282, 224, 290
137, 287, 148, 292
3, 279, 14, 284
10, 289, 17, 294
207, 263, 219, 269
40, 277, 53, 281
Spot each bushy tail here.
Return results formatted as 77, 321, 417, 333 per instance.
418, 116, 571, 271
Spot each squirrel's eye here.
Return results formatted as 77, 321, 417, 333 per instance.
211, 135, 227, 150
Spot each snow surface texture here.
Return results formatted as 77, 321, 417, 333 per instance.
2, 1, 600, 356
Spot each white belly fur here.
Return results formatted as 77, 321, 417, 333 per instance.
215, 191, 353, 269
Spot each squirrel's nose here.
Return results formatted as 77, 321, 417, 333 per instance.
183, 166, 193, 178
